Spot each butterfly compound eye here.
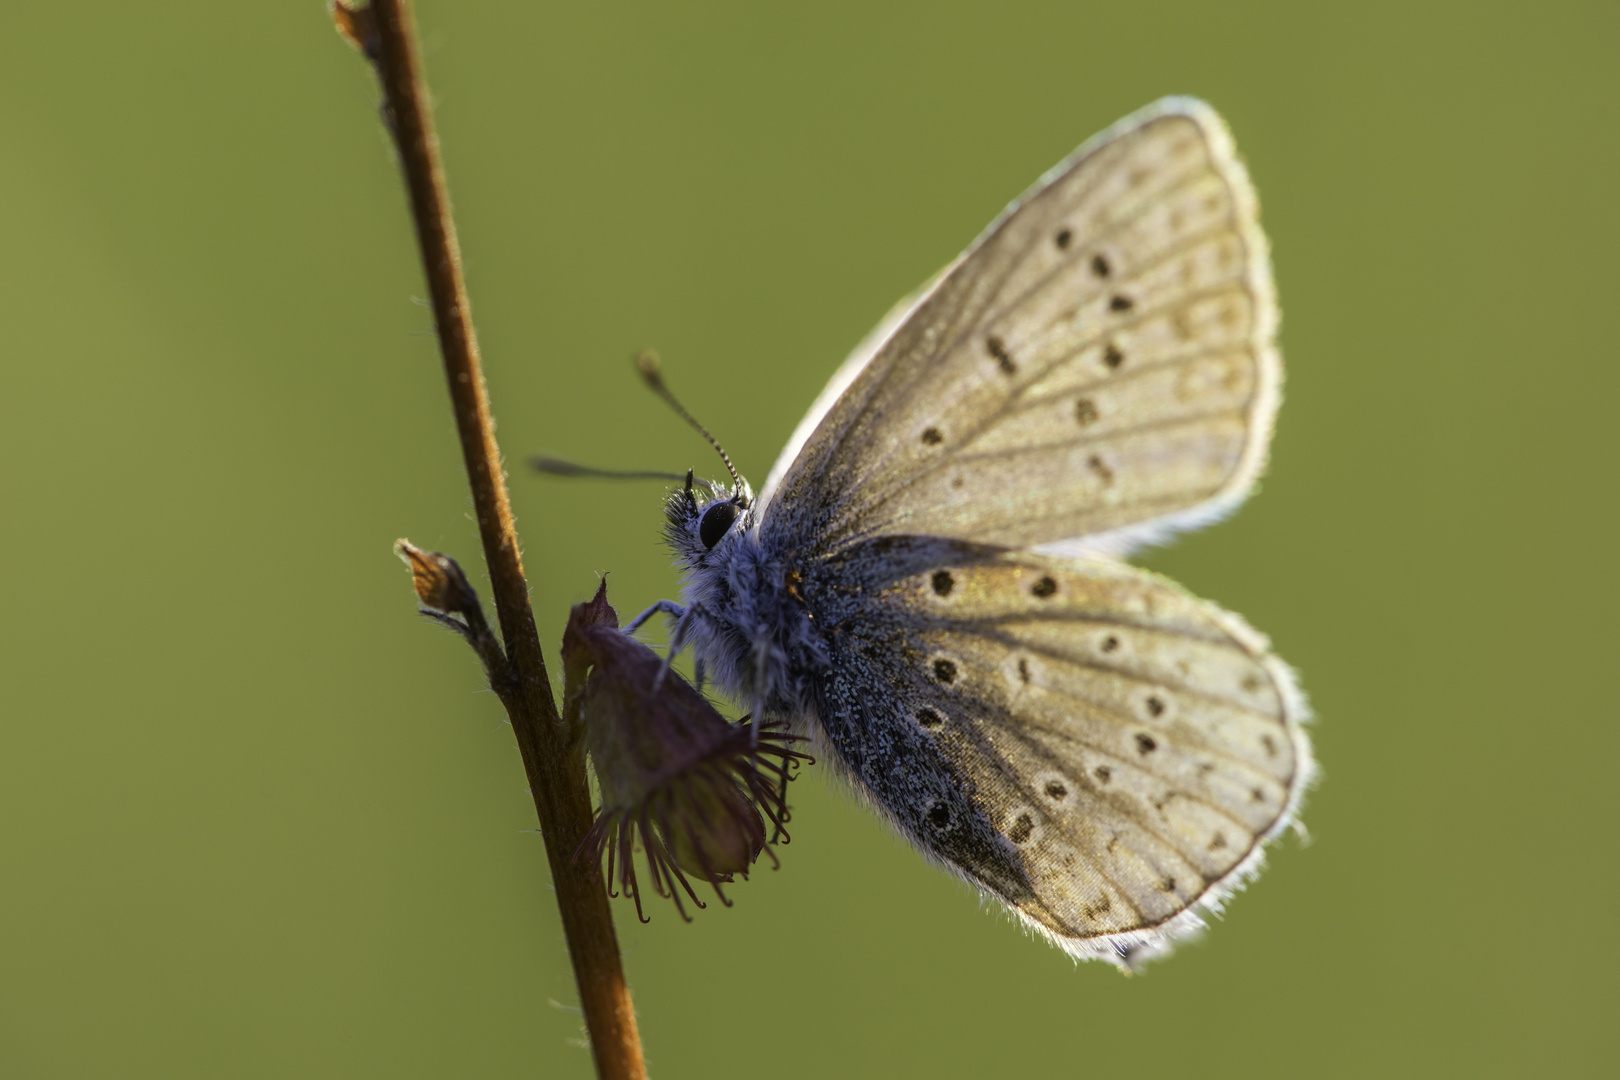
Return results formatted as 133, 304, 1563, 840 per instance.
698, 501, 740, 549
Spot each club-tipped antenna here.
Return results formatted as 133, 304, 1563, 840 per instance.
635, 349, 747, 500
528, 454, 690, 483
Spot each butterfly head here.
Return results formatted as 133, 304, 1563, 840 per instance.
663, 468, 754, 565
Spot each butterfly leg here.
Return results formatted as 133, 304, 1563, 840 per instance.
651, 602, 710, 692
624, 599, 686, 635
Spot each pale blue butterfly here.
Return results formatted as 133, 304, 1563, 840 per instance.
615, 98, 1314, 967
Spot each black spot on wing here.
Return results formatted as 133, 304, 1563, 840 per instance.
986, 335, 1016, 375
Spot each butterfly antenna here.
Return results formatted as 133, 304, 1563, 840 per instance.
635, 350, 747, 501
528, 455, 689, 483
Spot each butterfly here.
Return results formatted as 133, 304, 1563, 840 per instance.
625, 97, 1314, 967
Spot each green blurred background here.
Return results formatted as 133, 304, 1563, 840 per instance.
2, 1, 1615, 1076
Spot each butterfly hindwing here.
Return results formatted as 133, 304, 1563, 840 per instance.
762, 97, 1278, 556
800, 537, 1309, 960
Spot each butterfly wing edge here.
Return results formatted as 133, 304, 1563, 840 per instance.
757, 264, 955, 517
1025, 609, 1315, 971
1041, 97, 1282, 559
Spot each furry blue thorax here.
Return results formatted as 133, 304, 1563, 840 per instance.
655, 475, 830, 724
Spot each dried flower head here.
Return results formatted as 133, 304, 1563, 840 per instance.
329, 1, 381, 62
393, 540, 511, 696
394, 539, 479, 616
563, 582, 810, 921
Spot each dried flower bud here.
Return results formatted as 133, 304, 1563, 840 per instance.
394, 539, 479, 616
392, 540, 510, 695
564, 582, 810, 920
329, 1, 381, 61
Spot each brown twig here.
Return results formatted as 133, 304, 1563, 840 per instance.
340, 2, 647, 1076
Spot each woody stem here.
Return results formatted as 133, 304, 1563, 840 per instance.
359, 2, 647, 1076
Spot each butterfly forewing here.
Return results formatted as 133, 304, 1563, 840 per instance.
764, 99, 1278, 554
806, 544, 1307, 956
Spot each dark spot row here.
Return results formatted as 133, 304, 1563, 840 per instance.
1049, 227, 1113, 285
917, 336, 1123, 451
